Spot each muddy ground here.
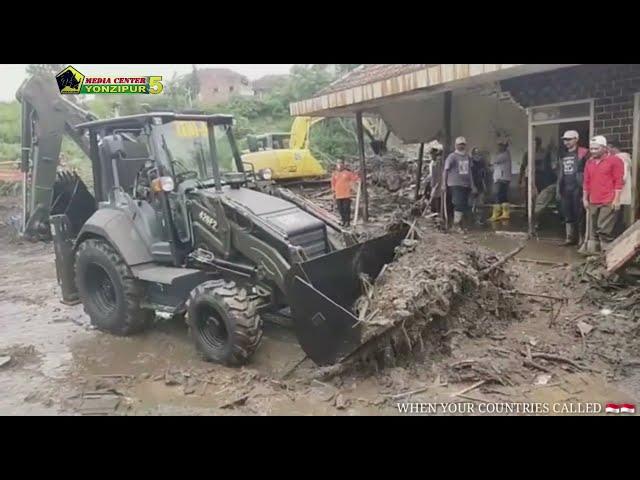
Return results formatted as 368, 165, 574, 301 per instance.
1, 193, 639, 416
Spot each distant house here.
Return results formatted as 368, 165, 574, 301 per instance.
196, 68, 254, 105
252, 74, 289, 99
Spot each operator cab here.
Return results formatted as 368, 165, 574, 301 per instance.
77, 113, 246, 266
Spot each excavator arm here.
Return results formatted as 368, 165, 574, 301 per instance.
16, 74, 98, 239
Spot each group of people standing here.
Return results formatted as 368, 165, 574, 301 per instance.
428, 136, 514, 232
428, 130, 631, 253
330, 131, 631, 254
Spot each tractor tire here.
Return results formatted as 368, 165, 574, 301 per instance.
75, 238, 153, 335
186, 280, 263, 366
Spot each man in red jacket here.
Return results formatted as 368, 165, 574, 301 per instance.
582, 135, 625, 252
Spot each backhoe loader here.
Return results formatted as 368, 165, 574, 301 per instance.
16, 74, 407, 367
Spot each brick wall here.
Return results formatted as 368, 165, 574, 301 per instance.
501, 64, 640, 151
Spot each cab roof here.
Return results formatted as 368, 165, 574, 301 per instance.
76, 112, 234, 131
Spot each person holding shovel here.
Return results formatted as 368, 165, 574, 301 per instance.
331, 159, 360, 228
582, 136, 624, 253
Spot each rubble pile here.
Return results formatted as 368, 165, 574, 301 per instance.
569, 257, 640, 372
367, 151, 414, 193
341, 219, 521, 374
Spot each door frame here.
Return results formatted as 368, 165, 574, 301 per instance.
632, 93, 639, 223
527, 99, 594, 234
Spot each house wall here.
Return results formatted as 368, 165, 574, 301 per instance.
502, 64, 640, 218
501, 64, 640, 152
198, 74, 254, 105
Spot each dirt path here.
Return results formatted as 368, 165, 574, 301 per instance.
1, 194, 638, 416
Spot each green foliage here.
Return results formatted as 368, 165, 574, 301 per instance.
0, 102, 20, 144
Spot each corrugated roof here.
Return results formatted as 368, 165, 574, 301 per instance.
318, 64, 433, 95
290, 64, 577, 117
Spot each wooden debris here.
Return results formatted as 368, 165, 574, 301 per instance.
219, 393, 250, 409
451, 380, 486, 398
480, 243, 527, 278
387, 382, 447, 400
523, 359, 552, 373
531, 353, 583, 371
517, 258, 568, 267
606, 220, 640, 275
280, 355, 308, 380
508, 290, 566, 302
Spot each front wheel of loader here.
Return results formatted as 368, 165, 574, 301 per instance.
186, 280, 263, 366
75, 239, 153, 335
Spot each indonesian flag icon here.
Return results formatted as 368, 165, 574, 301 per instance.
605, 403, 636, 414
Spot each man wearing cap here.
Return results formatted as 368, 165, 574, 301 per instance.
583, 136, 624, 252
557, 130, 589, 246
443, 137, 476, 231
489, 138, 512, 222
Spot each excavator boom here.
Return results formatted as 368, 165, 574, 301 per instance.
16, 74, 98, 239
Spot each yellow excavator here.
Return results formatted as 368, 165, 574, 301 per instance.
241, 116, 327, 182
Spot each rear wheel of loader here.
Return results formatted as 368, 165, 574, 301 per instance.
75, 239, 153, 335
186, 280, 263, 366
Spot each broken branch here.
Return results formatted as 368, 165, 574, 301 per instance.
480, 243, 526, 278
531, 353, 583, 371
451, 380, 486, 397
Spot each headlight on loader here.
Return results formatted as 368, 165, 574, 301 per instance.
151, 176, 175, 192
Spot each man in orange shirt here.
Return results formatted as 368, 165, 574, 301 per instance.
331, 160, 360, 227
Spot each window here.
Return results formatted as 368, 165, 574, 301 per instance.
229, 85, 235, 92
213, 87, 219, 93
530, 101, 591, 123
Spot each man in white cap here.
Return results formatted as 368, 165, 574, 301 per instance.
556, 130, 589, 246
583, 135, 624, 252
443, 137, 476, 231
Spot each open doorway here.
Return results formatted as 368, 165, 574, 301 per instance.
531, 120, 591, 236
527, 100, 594, 234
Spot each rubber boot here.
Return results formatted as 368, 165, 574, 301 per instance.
561, 223, 577, 246
497, 203, 511, 221
488, 204, 502, 222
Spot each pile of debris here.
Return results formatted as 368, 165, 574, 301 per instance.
570, 256, 640, 372
317, 218, 522, 379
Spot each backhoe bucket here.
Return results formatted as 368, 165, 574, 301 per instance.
50, 171, 96, 237
286, 226, 407, 365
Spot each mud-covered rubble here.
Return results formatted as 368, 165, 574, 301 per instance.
320, 220, 522, 381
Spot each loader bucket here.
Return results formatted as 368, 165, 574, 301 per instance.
286, 226, 408, 365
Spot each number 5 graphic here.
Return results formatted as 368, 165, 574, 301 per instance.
149, 76, 164, 95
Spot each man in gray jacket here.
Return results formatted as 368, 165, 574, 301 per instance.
443, 137, 477, 232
